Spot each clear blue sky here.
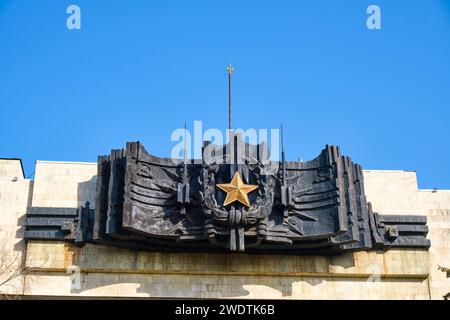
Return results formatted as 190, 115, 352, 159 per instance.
1, 0, 449, 189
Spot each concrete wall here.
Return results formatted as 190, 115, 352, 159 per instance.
31, 161, 97, 208
364, 170, 450, 300
0, 160, 31, 296
1, 160, 449, 299
0, 159, 24, 180
23, 241, 430, 299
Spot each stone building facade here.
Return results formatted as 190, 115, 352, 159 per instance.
0, 158, 449, 299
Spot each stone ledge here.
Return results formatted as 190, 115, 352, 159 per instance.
22, 272, 431, 299
25, 241, 430, 278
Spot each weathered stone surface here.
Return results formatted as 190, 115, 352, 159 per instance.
25, 240, 430, 277
1, 159, 449, 299
23, 272, 430, 299
0, 160, 31, 296
364, 170, 450, 300
31, 161, 97, 208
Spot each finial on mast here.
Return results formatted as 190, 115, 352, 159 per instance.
227, 64, 234, 130
227, 64, 234, 74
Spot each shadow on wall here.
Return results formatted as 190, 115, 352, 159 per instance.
14, 181, 34, 265
27, 177, 424, 298
77, 177, 97, 208
67, 176, 362, 298
64, 248, 426, 298
62, 244, 366, 298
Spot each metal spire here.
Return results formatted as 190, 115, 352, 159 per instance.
183, 122, 187, 182
227, 64, 234, 130
280, 124, 289, 218
281, 124, 286, 181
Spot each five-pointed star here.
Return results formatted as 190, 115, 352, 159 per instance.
216, 172, 258, 207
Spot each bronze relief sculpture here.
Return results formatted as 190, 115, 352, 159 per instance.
23, 66, 430, 254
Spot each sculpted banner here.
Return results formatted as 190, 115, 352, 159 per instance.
24, 135, 430, 254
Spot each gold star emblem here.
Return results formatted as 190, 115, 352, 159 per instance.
216, 172, 258, 207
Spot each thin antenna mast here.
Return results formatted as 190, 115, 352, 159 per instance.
227, 64, 234, 130
281, 124, 286, 180
281, 124, 289, 218
177, 122, 190, 213
183, 122, 187, 182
